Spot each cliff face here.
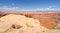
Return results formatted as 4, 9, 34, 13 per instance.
0, 12, 60, 29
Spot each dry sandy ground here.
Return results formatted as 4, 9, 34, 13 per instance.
0, 12, 60, 29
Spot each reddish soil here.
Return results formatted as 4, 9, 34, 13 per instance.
0, 12, 60, 29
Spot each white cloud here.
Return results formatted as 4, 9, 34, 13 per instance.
0, 6, 60, 12
32, 6, 60, 11
0, 6, 21, 12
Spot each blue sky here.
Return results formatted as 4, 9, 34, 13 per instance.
0, 0, 60, 12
